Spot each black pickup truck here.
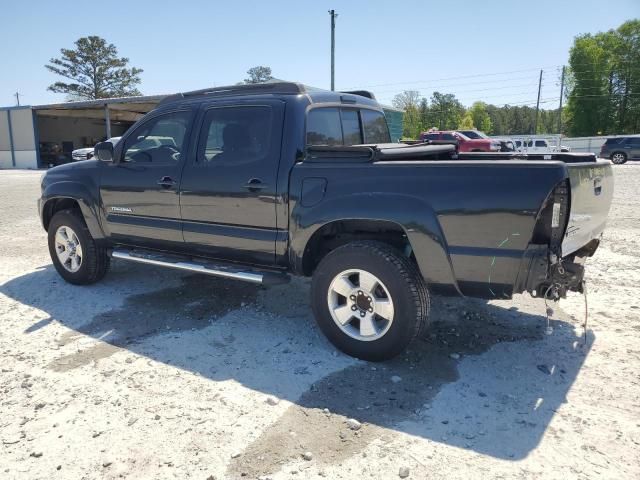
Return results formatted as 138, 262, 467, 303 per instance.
39, 82, 613, 360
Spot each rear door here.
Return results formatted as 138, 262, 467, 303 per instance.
99, 108, 195, 248
626, 137, 640, 159
179, 99, 285, 266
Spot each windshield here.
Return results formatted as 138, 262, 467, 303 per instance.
460, 130, 489, 139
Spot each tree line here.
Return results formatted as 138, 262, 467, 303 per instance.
393, 19, 638, 138
566, 19, 639, 136
392, 91, 561, 138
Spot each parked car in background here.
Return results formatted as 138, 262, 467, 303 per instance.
40, 142, 69, 167
599, 136, 640, 164
511, 136, 570, 153
420, 130, 501, 152
72, 137, 121, 162
459, 130, 516, 152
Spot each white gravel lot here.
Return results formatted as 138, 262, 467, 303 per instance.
0, 166, 639, 480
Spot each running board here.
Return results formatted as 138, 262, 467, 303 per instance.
111, 248, 290, 286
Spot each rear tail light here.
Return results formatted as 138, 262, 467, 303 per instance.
531, 180, 570, 255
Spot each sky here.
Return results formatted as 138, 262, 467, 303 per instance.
0, 0, 638, 108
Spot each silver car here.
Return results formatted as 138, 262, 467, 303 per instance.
72, 137, 121, 161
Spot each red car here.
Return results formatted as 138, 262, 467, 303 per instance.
420, 130, 501, 152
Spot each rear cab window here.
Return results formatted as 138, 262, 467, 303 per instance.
306, 107, 390, 146
361, 110, 391, 143
197, 106, 273, 164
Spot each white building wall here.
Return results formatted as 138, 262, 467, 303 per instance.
0, 110, 14, 167
0, 151, 12, 169
0, 107, 38, 169
10, 108, 37, 168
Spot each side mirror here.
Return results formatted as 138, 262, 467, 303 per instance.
95, 141, 114, 162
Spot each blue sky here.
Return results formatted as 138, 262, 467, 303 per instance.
1, 0, 637, 108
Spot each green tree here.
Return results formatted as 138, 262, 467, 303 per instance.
566, 19, 640, 135
430, 92, 464, 130
458, 112, 474, 129
393, 91, 423, 138
244, 66, 274, 84
45, 36, 142, 100
469, 101, 492, 133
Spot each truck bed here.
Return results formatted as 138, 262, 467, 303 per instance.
293, 146, 613, 299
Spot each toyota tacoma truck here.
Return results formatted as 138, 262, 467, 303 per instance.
38, 82, 613, 361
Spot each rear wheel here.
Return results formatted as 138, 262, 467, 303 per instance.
48, 209, 110, 285
611, 152, 627, 164
311, 241, 429, 361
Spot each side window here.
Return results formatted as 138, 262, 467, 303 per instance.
122, 111, 190, 163
341, 109, 362, 145
425, 133, 440, 141
515, 140, 522, 147
307, 108, 343, 146
628, 137, 640, 146
197, 106, 273, 164
442, 133, 456, 141
535, 140, 547, 147
361, 109, 391, 143
526, 140, 533, 147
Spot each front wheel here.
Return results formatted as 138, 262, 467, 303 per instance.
611, 152, 627, 164
311, 241, 429, 361
48, 209, 110, 285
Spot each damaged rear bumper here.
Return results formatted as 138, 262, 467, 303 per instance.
514, 238, 600, 299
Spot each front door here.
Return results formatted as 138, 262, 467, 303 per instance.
99, 109, 194, 248
179, 100, 284, 266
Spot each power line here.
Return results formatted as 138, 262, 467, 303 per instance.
341, 67, 551, 90
371, 81, 542, 97
370, 77, 543, 93
345, 62, 634, 93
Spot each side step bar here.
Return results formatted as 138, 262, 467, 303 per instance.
111, 248, 290, 286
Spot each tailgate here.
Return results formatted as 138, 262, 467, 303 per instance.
563, 159, 614, 256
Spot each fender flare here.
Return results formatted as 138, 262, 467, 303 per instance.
41, 181, 105, 240
291, 192, 461, 294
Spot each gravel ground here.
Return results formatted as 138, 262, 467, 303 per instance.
0, 166, 639, 480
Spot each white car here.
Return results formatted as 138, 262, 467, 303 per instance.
72, 137, 121, 161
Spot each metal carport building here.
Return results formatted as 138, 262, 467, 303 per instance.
0, 95, 165, 169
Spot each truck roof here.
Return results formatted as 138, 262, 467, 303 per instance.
158, 82, 381, 109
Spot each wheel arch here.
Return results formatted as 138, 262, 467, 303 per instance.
41, 183, 105, 239
291, 193, 461, 295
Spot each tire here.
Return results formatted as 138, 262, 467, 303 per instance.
611, 152, 627, 164
311, 241, 429, 361
48, 209, 110, 285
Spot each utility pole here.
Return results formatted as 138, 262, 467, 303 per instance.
14, 91, 20, 106
329, 9, 337, 91
558, 66, 566, 134
533, 69, 543, 134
